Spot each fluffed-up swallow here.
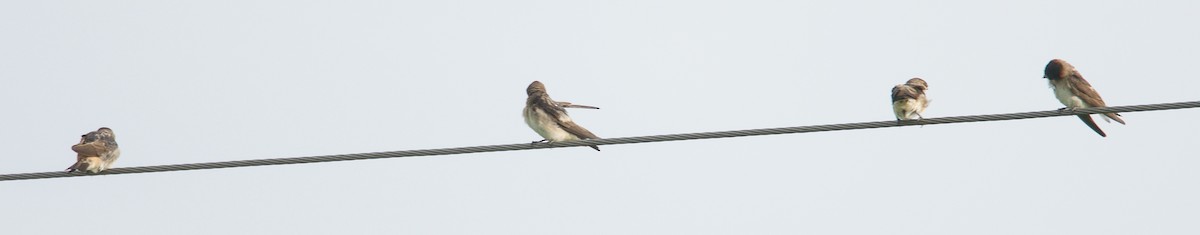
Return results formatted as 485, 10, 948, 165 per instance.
523, 81, 602, 151
67, 127, 121, 173
891, 77, 930, 122
1044, 59, 1126, 137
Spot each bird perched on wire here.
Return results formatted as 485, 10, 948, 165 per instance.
67, 127, 121, 173
1044, 59, 1125, 137
523, 81, 602, 151
891, 77, 930, 122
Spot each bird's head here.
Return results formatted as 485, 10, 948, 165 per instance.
906, 77, 928, 90
527, 81, 547, 96
1044, 59, 1073, 80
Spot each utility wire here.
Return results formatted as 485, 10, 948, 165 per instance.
2, 100, 1198, 182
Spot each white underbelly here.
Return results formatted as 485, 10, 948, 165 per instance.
892, 96, 927, 120
102, 148, 120, 168
1053, 84, 1087, 108
524, 107, 578, 141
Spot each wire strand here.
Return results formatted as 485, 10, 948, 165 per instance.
2, 100, 1198, 182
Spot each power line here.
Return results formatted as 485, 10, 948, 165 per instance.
2, 100, 1198, 182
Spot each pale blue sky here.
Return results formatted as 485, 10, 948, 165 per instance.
2, 0, 1199, 234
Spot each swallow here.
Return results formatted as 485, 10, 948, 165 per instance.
1044, 59, 1126, 137
891, 77, 930, 122
67, 127, 121, 173
523, 81, 602, 151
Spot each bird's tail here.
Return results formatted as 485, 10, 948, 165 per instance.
1077, 115, 1107, 137
66, 161, 87, 173
1100, 112, 1126, 125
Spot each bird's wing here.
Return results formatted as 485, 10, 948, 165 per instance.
556, 101, 600, 109
71, 141, 109, 157
1069, 71, 1126, 124
1067, 71, 1107, 108
534, 96, 601, 150
891, 85, 919, 102
557, 119, 599, 140
543, 99, 600, 140
557, 119, 600, 151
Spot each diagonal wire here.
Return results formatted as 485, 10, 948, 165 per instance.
2, 100, 1198, 182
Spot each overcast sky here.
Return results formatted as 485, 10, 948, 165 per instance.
2, 0, 1199, 234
